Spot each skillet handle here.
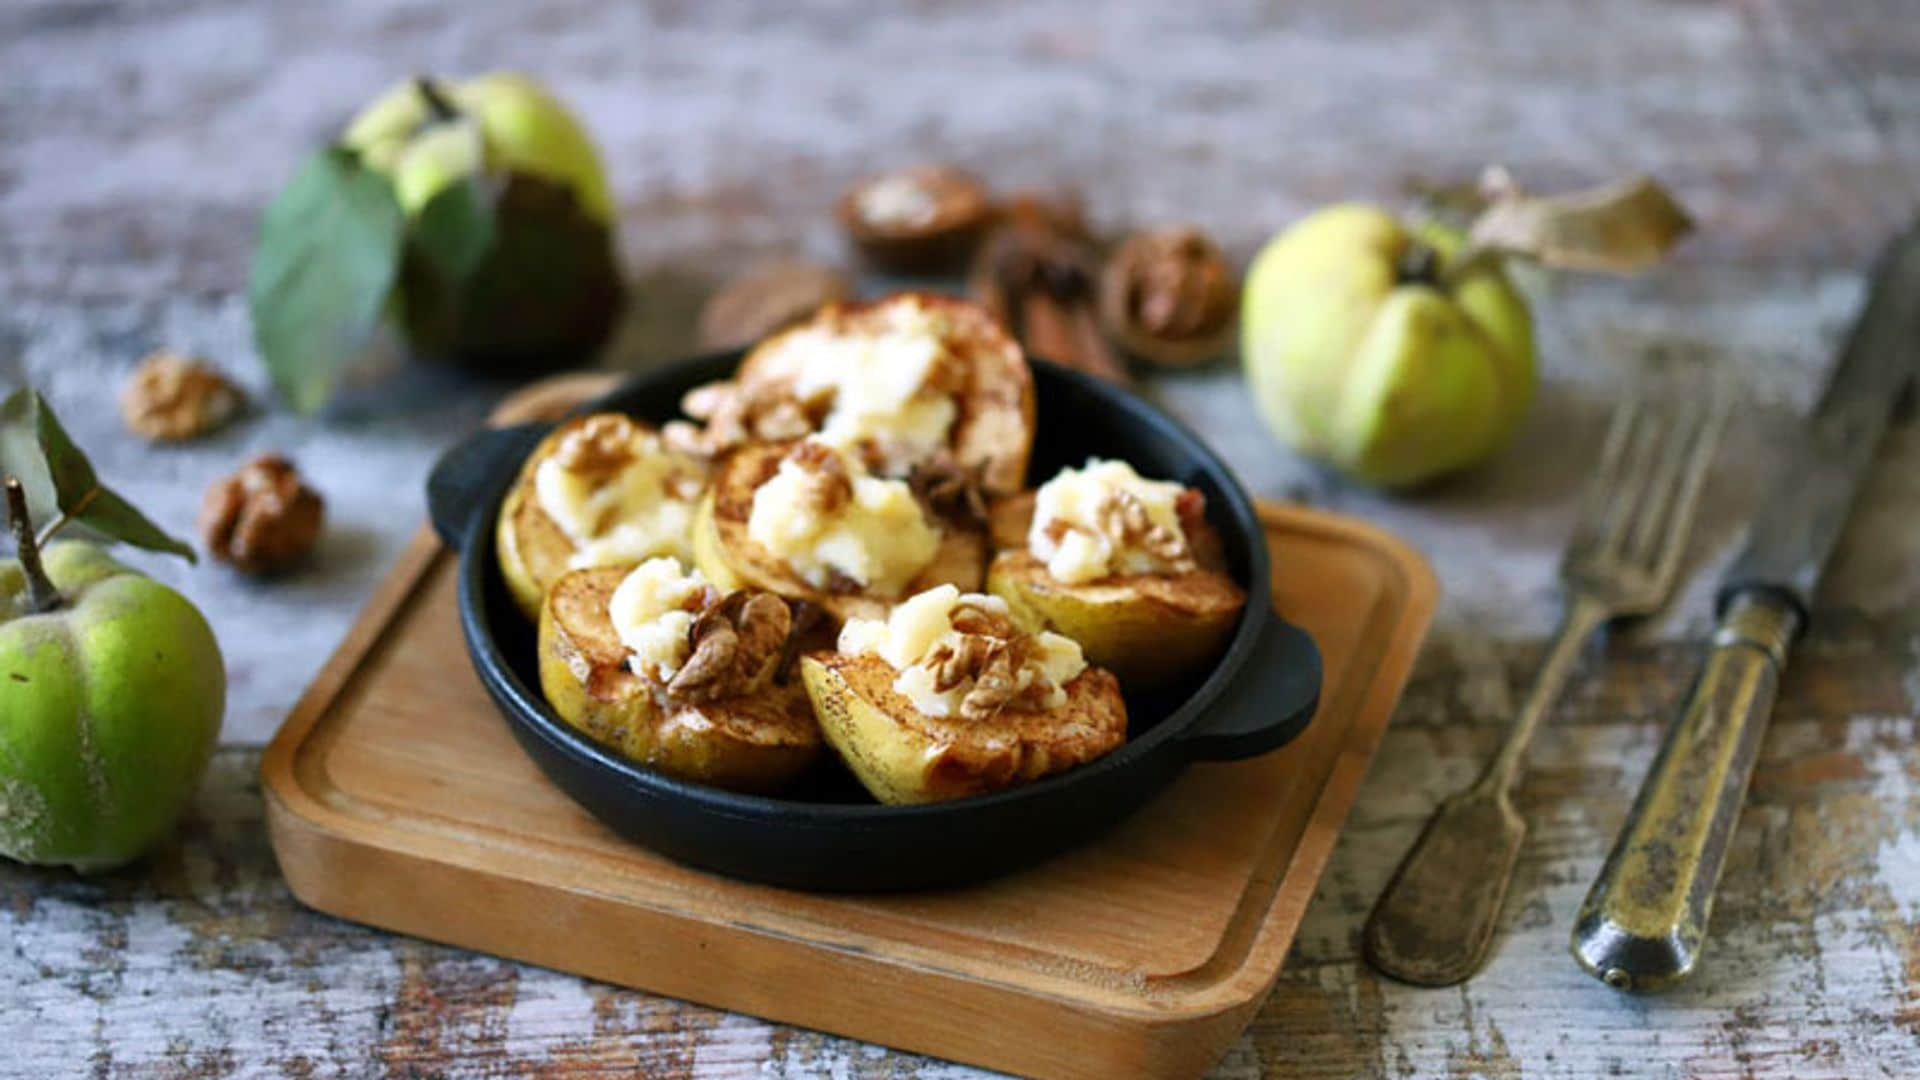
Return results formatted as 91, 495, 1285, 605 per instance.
426, 423, 548, 550
1180, 615, 1322, 761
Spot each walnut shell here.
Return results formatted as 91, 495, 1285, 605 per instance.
837, 165, 991, 275
1097, 226, 1239, 367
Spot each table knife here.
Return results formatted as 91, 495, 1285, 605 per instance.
1571, 222, 1920, 991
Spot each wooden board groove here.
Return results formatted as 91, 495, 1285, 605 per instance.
261, 386, 1436, 1079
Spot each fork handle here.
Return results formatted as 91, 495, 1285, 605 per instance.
1571, 591, 1800, 991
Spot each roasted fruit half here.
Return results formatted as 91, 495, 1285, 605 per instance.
800, 586, 1127, 804
538, 559, 821, 793
666, 292, 1035, 497
986, 459, 1247, 690
496, 413, 708, 620
692, 438, 987, 623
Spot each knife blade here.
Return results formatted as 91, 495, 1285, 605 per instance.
1720, 221, 1920, 616
1572, 223, 1920, 991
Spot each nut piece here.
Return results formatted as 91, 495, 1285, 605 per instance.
837, 165, 992, 275
1099, 489, 1196, 570
696, 260, 853, 352
552, 414, 639, 474
119, 352, 244, 442
785, 440, 853, 516
921, 599, 1055, 721
199, 454, 324, 575
668, 590, 793, 702
1098, 226, 1239, 367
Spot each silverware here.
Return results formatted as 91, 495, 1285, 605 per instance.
1363, 393, 1724, 987
1573, 223, 1920, 991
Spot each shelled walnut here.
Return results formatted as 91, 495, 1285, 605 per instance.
119, 352, 245, 442
198, 454, 324, 575
667, 590, 792, 703
1098, 226, 1239, 367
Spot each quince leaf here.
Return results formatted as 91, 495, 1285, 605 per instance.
249, 146, 406, 413
1467, 173, 1694, 275
0, 387, 195, 561
413, 171, 498, 285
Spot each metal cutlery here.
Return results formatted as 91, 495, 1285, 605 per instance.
1363, 392, 1725, 987
1573, 222, 1920, 991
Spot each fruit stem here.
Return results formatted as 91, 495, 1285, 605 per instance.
414, 76, 460, 123
1396, 241, 1443, 288
5, 477, 61, 614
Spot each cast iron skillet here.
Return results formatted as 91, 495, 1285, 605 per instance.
427, 350, 1321, 891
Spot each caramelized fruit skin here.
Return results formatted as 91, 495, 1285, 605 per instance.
801, 652, 1126, 805
987, 551, 1245, 691
538, 566, 820, 793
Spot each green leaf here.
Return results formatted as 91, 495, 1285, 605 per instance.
0, 387, 196, 562
249, 146, 406, 413
413, 172, 498, 285
0, 386, 56, 523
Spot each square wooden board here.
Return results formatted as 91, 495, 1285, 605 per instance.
262, 381, 1436, 1079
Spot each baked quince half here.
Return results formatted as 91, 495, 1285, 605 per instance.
496, 413, 708, 620
538, 558, 821, 793
692, 438, 987, 622
666, 292, 1035, 496
800, 586, 1127, 804
986, 459, 1247, 690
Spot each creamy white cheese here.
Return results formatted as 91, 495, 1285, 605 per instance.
775, 298, 960, 474
746, 441, 940, 597
608, 557, 712, 682
1029, 458, 1190, 585
534, 427, 699, 569
838, 585, 1086, 718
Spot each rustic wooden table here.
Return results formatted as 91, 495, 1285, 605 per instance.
5, 2, 1919, 1076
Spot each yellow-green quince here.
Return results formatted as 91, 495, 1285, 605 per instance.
344, 72, 612, 222
1242, 203, 1536, 488
0, 542, 225, 871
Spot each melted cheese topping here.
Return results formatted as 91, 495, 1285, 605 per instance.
608, 557, 711, 682
746, 442, 939, 597
779, 298, 960, 474
1029, 458, 1190, 585
838, 585, 1086, 718
534, 428, 700, 569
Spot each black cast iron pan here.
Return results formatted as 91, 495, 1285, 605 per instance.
427, 351, 1321, 891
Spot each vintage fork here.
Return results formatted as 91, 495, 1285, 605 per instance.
1362, 392, 1726, 987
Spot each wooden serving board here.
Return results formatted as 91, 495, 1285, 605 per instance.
261, 376, 1437, 1080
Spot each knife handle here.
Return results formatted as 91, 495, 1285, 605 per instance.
1571, 592, 1800, 991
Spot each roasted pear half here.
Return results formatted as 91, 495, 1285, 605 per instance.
799, 590, 1127, 804
686, 292, 1035, 495
985, 489, 1247, 691
496, 413, 705, 620
691, 440, 987, 623
538, 565, 820, 793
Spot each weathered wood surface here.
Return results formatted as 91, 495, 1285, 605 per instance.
3, 0, 1918, 1076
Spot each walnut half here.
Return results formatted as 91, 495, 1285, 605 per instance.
199, 454, 324, 575
120, 352, 245, 442
667, 590, 792, 703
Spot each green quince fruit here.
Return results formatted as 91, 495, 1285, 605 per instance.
1242, 203, 1535, 488
0, 542, 225, 871
344, 72, 613, 223
340, 72, 623, 374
